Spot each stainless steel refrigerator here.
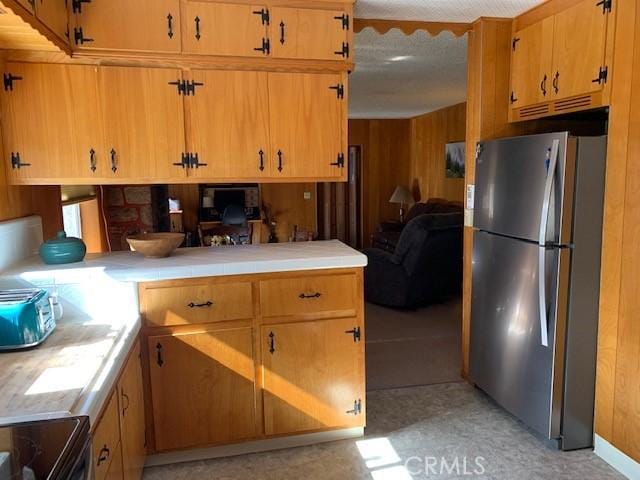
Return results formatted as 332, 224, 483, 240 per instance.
470, 132, 607, 450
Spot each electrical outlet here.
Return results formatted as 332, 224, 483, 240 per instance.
303, 191, 311, 200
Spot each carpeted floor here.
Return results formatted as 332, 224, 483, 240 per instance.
365, 298, 463, 391
143, 382, 622, 480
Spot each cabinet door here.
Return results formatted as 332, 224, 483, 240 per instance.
92, 392, 121, 480
268, 72, 346, 180
550, 0, 608, 99
148, 327, 256, 451
185, 70, 271, 180
35, 0, 69, 42
118, 341, 145, 480
271, 7, 348, 61
104, 442, 124, 480
510, 17, 554, 108
73, 0, 180, 53
262, 317, 365, 435
1, 63, 105, 183
99, 66, 187, 181
182, 2, 268, 57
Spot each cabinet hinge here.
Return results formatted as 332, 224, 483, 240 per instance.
168, 79, 203, 96
329, 83, 344, 99
592, 66, 609, 84
346, 399, 362, 415
174, 152, 207, 169
512, 37, 520, 51
345, 326, 361, 342
475, 143, 483, 161
3, 73, 22, 91
334, 42, 349, 58
596, 0, 612, 13
71, 0, 91, 14
73, 27, 94, 45
330, 153, 345, 168
10, 152, 30, 170
334, 13, 350, 30
254, 37, 270, 55
510, 91, 518, 104
252, 8, 270, 25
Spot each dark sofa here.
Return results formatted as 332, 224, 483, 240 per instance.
364, 212, 463, 309
371, 198, 463, 252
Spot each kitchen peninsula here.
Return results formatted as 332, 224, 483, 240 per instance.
0, 240, 367, 474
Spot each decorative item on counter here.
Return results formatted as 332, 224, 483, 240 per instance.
260, 201, 280, 243
126, 232, 185, 258
39, 231, 87, 265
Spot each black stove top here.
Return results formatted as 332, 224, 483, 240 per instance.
0, 417, 90, 480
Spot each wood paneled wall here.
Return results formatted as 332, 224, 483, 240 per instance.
348, 119, 411, 246
594, 0, 640, 460
409, 103, 466, 203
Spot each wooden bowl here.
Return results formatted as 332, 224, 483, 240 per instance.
126, 233, 185, 258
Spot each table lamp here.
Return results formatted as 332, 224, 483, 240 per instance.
389, 185, 413, 223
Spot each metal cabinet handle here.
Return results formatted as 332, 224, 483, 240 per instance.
268, 331, 275, 354
194, 16, 201, 40
258, 149, 265, 171
167, 13, 174, 39
537, 139, 560, 348
156, 342, 164, 367
277, 150, 283, 172
540, 74, 547, 97
97, 445, 110, 466
299, 292, 321, 299
552, 71, 559, 94
121, 390, 130, 416
187, 301, 213, 308
89, 148, 97, 172
110, 148, 117, 173
279, 21, 285, 44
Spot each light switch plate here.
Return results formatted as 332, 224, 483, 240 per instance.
304, 191, 311, 200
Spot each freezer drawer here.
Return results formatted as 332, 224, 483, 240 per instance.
473, 132, 573, 244
469, 231, 566, 440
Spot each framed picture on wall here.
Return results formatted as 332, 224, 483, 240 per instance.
445, 142, 465, 178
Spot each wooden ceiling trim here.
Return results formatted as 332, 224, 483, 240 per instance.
353, 18, 471, 38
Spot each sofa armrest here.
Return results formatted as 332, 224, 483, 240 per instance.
363, 248, 410, 307
377, 221, 405, 233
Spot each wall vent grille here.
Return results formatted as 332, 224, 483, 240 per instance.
554, 95, 593, 112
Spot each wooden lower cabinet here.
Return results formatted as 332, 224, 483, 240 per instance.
118, 341, 146, 480
139, 268, 365, 453
147, 326, 257, 451
261, 317, 365, 435
92, 339, 146, 480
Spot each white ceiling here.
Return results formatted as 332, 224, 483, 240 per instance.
349, 29, 468, 119
349, 0, 543, 119
354, 0, 542, 23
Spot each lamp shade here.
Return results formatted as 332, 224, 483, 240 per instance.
389, 185, 413, 204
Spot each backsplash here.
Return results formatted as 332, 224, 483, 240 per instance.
0, 216, 43, 273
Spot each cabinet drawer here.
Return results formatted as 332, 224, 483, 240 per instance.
143, 282, 253, 326
260, 273, 358, 318
92, 392, 120, 480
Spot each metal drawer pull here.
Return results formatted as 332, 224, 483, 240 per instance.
187, 301, 213, 308
89, 148, 97, 172
121, 390, 130, 415
299, 292, 321, 299
97, 445, 110, 466
156, 342, 164, 367
268, 331, 275, 354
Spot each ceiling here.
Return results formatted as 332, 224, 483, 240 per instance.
349, 0, 543, 119
354, 0, 542, 23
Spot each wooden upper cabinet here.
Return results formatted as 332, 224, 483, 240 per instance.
270, 7, 349, 61
550, 0, 608, 99
148, 327, 257, 451
1, 63, 105, 183
184, 70, 271, 179
510, 17, 554, 108
35, 0, 69, 42
72, 0, 180, 53
261, 317, 365, 436
98, 66, 186, 181
117, 341, 146, 480
268, 72, 346, 180
182, 2, 268, 57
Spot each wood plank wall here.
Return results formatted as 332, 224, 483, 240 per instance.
409, 102, 466, 203
595, 0, 640, 460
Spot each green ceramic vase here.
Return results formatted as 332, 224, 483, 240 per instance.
39, 231, 87, 265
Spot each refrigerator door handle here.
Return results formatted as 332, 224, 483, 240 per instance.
538, 139, 560, 347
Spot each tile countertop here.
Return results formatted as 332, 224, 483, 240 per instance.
0, 240, 366, 426
7, 240, 368, 285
